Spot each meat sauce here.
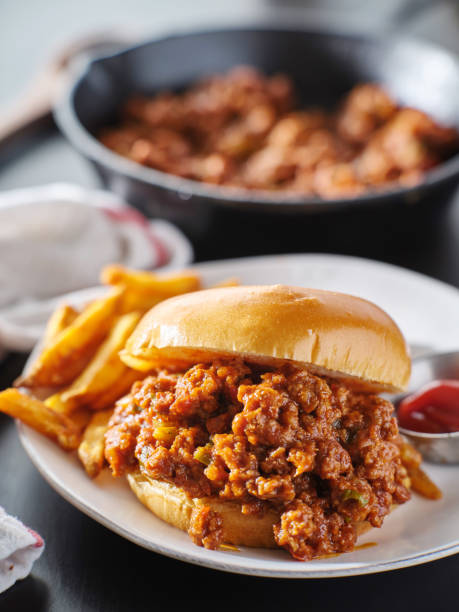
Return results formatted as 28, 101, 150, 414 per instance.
105, 360, 411, 560
99, 67, 459, 199
398, 380, 459, 433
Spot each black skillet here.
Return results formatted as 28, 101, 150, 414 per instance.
54, 27, 459, 256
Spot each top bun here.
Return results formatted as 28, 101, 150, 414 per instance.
122, 285, 410, 392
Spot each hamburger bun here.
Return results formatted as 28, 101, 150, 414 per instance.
122, 284, 410, 392
127, 470, 375, 549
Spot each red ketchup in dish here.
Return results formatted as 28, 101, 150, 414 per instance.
398, 380, 459, 433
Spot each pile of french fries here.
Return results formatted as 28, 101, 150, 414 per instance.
0, 266, 440, 503
399, 439, 442, 500
0, 265, 203, 478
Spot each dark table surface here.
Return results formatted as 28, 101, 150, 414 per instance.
1, 128, 459, 612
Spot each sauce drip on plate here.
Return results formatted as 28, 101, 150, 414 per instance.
398, 380, 459, 433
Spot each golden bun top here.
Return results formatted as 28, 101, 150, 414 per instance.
122, 285, 411, 392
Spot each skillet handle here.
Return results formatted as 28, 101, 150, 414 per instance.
0, 63, 61, 155
0, 90, 53, 147
0, 31, 138, 155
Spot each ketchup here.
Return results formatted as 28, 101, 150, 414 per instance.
398, 380, 459, 434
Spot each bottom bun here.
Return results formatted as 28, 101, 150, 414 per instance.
127, 471, 375, 550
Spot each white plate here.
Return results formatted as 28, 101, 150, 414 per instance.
18, 254, 459, 578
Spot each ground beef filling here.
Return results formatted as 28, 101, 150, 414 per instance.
189, 506, 223, 550
105, 360, 410, 561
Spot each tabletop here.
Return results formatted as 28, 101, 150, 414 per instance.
2, 2, 459, 610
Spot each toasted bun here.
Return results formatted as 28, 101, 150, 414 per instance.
128, 472, 278, 548
122, 285, 410, 392
128, 471, 374, 549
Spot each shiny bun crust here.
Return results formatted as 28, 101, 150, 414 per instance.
127, 471, 374, 549
122, 285, 411, 392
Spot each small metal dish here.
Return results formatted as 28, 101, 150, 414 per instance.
392, 351, 459, 464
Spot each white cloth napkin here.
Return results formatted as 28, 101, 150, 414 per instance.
0, 183, 193, 352
0, 506, 44, 593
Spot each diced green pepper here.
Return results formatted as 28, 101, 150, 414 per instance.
342, 489, 369, 507
194, 443, 213, 465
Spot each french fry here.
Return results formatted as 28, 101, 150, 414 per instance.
101, 265, 201, 297
211, 277, 240, 288
43, 304, 79, 347
60, 311, 142, 408
406, 465, 442, 500
44, 391, 92, 432
101, 266, 202, 315
90, 368, 143, 411
117, 289, 164, 315
77, 409, 113, 478
399, 439, 423, 469
399, 439, 442, 500
0, 388, 81, 450
45, 391, 74, 415
46, 369, 142, 414
44, 392, 93, 446
18, 288, 123, 388
67, 408, 92, 433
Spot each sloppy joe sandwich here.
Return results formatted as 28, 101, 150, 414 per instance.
104, 284, 413, 560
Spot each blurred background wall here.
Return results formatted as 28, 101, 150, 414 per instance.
2, 0, 459, 110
